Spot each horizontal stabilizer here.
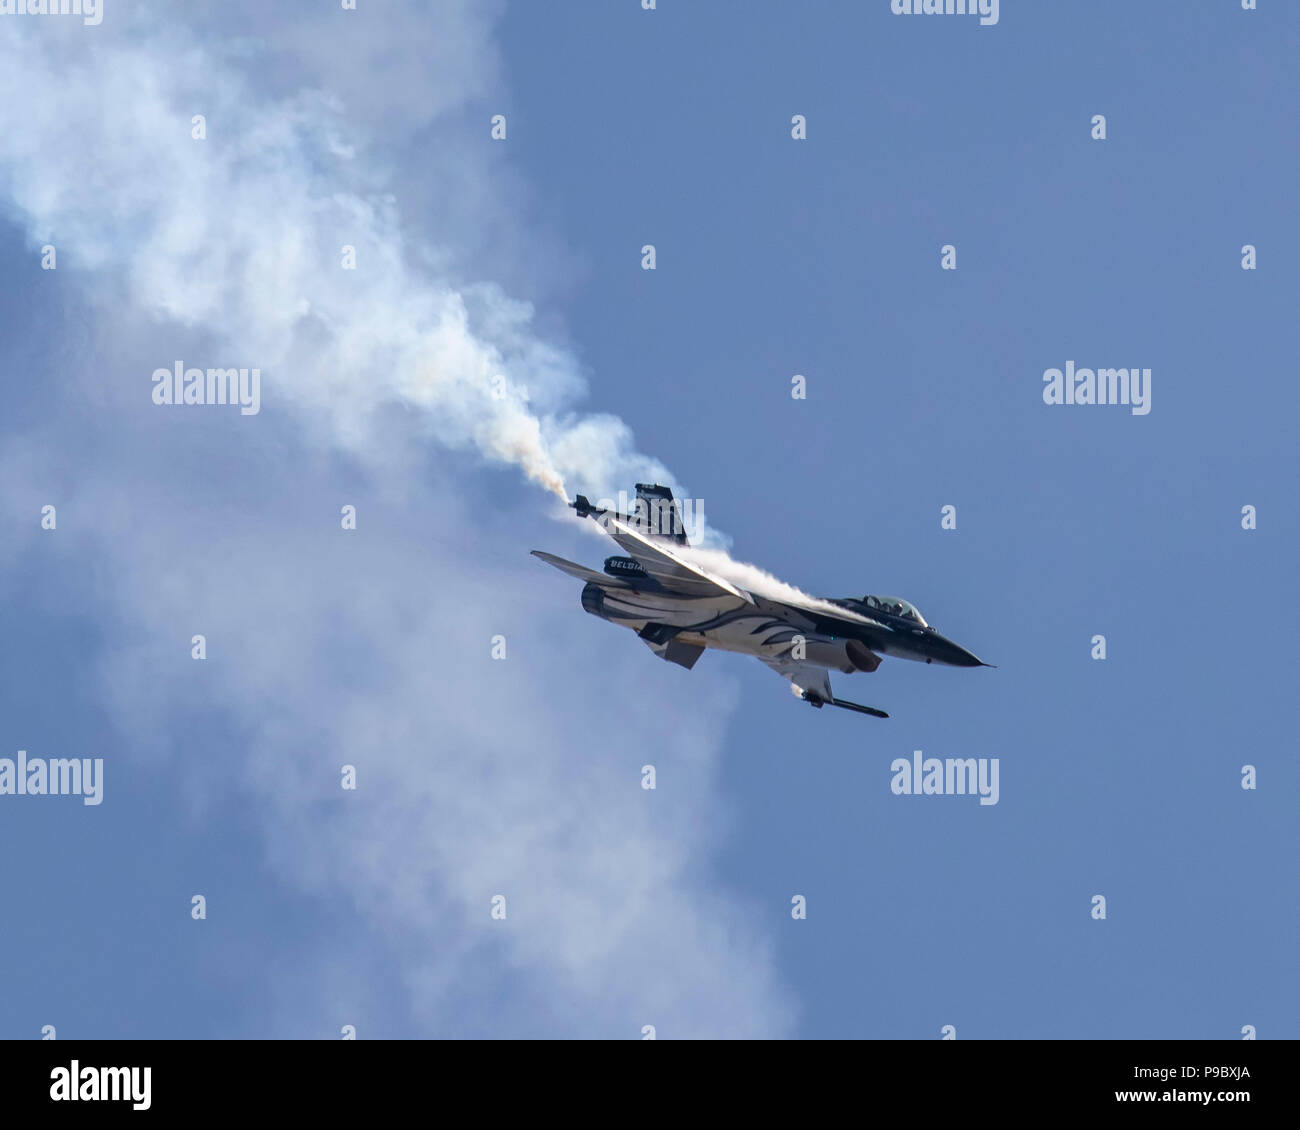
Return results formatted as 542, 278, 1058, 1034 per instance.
530, 550, 632, 588
641, 635, 705, 670
637, 624, 705, 669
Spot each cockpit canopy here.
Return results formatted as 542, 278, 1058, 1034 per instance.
860, 594, 928, 626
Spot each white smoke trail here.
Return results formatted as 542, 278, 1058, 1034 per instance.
0, 11, 851, 603
681, 546, 875, 622
0, 7, 797, 1037
0, 20, 682, 514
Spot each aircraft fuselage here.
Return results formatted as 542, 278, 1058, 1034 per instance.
579, 577, 984, 673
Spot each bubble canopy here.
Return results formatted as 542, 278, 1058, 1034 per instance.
860, 595, 928, 626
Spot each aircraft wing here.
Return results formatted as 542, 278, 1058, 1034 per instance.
758, 655, 834, 703
604, 517, 754, 604
758, 656, 890, 718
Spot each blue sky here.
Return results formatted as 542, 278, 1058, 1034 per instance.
1, 1, 1296, 1039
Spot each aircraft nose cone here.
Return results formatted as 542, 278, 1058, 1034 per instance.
937, 636, 985, 667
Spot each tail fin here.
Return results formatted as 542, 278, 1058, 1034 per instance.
570, 483, 691, 545
632, 483, 689, 546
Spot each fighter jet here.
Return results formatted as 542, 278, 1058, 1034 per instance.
532, 483, 991, 719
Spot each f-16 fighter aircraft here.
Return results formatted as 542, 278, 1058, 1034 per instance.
532, 484, 991, 719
